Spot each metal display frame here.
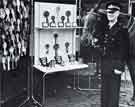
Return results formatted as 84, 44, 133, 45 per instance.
18, 0, 42, 107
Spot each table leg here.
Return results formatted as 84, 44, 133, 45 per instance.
43, 73, 47, 107
73, 71, 76, 89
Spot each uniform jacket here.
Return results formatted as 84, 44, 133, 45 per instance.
128, 19, 135, 57
99, 22, 129, 75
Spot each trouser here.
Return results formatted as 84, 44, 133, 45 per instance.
127, 58, 135, 97
101, 73, 121, 107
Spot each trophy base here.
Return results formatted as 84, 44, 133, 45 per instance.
58, 22, 64, 27
72, 22, 77, 27
65, 23, 71, 27
42, 22, 49, 28
50, 23, 56, 27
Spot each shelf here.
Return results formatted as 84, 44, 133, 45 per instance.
35, 27, 83, 30
33, 63, 88, 74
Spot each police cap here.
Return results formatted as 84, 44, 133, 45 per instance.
106, 1, 121, 11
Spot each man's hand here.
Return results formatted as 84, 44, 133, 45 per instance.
114, 69, 122, 75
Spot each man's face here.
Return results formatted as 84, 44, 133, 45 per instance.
106, 5, 120, 21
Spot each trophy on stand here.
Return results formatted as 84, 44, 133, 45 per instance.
53, 43, 59, 58
65, 10, 71, 27
53, 33, 59, 56
45, 44, 50, 54
58, 16, 65, 27
53, 33, 63, 64
50, 16, 56, 27
54, 56, 62, 65
42, 11, 50, 27
65, 42, 70, 53
68, 54, 76, 63
39, 57, 48, 67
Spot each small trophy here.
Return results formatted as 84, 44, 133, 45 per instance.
45, 44, 50, 54
68, 54, 76, 63
49, 59, 56, 67
65, 42, 70, 53
53, 43, 59, 57
54, 56, 62, 64
58, 16, 65, 27
50, 16, 56, 27
42, 11, 50, 27
65, 11, 71, 27
39, 57, 48, 67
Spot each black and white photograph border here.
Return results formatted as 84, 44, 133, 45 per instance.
0, 0, 135, 107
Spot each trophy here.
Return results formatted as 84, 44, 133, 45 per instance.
39, 57, 48, 67
50, 16, 56, 27
68, 54, 76, 63
53, 43, 59, 57
45, 44, 50, 54
49, 59, 56, 68
42, 11, 50, 27
65, 42, 70, 53
65, 11, 71, 27
54, 56, 62, 65
53, 33, 59, 56
58, 16, 65, 27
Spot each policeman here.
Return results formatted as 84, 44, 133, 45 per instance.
100, 1, 129, 107
127, 17, 135, 106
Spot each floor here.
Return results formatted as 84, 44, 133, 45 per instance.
0, 60, 134, 107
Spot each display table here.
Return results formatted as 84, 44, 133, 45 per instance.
33, 63, 88, 106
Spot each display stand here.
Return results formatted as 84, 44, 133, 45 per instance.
33, 0, 89, 106
18, 0, 42, 107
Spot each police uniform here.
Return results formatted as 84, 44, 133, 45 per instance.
99, 1, 129, 107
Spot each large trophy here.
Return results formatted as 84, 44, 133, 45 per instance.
65, 10, 71, 27
53, 33, 63, 65
45, 44, 50, 54
42, 11, 50, 27
65, 42, 70, 53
